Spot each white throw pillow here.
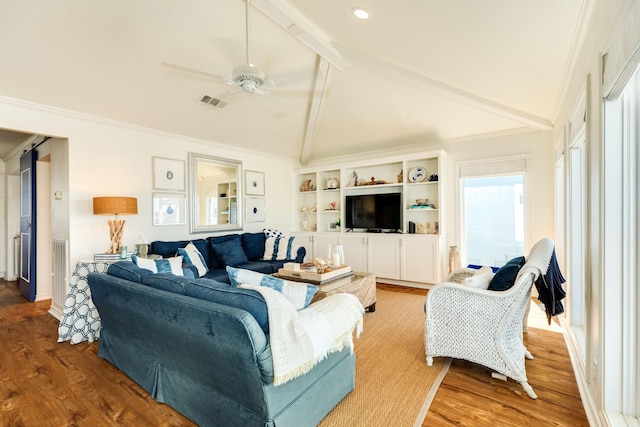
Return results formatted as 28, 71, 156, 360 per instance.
461, 266, 494, 289
177, 242, 208, 277
264, 235, 295, 260
132, 255, 184, 276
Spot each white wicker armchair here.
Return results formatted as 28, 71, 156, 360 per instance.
424, 237, 555, 399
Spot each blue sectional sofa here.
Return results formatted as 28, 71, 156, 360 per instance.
87, 262, 355, 427
149, 232, 305, 284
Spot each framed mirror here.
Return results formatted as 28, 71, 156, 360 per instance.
189, 152, 242, 233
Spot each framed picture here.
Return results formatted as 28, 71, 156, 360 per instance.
245, 170, 265, 196
245, 197, 265, 222
153, 157, 185, 191
153, 192, 186, 225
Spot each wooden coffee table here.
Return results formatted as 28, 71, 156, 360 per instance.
310, 272, 377, 312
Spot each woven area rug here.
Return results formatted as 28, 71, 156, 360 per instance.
319, 287, 450, 427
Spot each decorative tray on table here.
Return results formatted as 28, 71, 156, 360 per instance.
276, 264, 353, 285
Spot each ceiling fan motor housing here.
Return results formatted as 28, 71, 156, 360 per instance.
232, 64, 265, 92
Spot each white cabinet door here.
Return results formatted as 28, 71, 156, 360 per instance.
338, 234, 368, 272
312, 234, 339, 262
367, 235, 400, 279
401, 235, 438, 283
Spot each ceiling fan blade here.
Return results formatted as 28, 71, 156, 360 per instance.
161, 61, 227, 81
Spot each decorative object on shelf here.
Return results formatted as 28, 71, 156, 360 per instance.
93, 196, 138, 254
410, 198, 436, 209
357, 176, 387, 186
245, 170, 265, 196
434, 221, 439, 234
327, 201, 337, 210
408, 166, 426, 183
300, 179, 315, 192
448, 245, 461, 274
245, 196, 265, 222
153, 156, 185, 191
152, 192, 186, 226
326, 177, 339, 189
301, 220, 309, 231
328, 219, 340, 232
426, 222, 433, 234
348, 171, 358, 187
428, 174, 439, 182
417, 222, 426, 234
300, 203, 317, 212
397, 169, 403, 183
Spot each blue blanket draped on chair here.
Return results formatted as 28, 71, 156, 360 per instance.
534, 248, 566, 324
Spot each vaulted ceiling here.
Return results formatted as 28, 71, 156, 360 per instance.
0, 0, 590, 164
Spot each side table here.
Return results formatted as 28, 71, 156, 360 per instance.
57, 261, 110, 344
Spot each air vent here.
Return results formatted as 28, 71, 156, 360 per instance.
199, 94, 227, 109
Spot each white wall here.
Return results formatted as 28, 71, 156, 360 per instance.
0, 98, 298, 270
439, 130, 555, 252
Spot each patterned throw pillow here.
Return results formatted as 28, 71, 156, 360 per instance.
177, 242, 208, 277
132, 255, 184, 276
263, 228, 284, 239
226, 266, 318, 310
264, 235, 295, 260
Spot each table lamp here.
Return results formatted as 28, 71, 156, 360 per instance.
93, 196, 138, 254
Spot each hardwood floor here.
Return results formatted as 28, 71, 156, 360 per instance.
379, 284, 589, 427
0, 280, 587, 426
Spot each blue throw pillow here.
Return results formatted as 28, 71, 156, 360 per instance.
243, 232, 266, 261
211, 236, 249, 267
488, 256, 526, 291
226, 266, 318, 309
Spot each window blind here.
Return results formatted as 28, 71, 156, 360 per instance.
602, 0, 640, 100
459, 158, 527, 179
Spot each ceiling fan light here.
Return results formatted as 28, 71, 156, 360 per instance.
352, 7, 369, 20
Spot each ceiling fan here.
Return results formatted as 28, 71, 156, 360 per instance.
162, 0, 297, 101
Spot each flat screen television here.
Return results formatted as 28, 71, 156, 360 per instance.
345, 193, 402, 232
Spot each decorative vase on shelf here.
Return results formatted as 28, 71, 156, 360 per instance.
449, 245, 461, 274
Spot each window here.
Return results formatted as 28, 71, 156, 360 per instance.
459, 158, 527, 267
462, 175, 524, 267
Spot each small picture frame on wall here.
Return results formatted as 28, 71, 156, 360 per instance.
153, 157, 185, 191
153, 192, 186, 226
245, 197, 265, 222
245, 170, 265, 196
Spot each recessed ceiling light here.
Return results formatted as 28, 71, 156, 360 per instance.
352, 7, 369, 20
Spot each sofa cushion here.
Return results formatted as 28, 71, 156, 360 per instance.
132, 255, 185, 276
226, 266, 318, 310
488, 256, 526, 291
243, 232, 266, 261
185, 280, 269, 334
177, 242, 209, 277
106, 261, 154, 283
264, 235, 296, 260
211, 236, 250, 267
141, 273, 192, 294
